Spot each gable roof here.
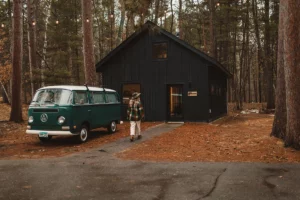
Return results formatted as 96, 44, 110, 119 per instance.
96, 21, 232, 77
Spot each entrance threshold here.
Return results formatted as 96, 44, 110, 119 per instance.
167, 121, 184, 124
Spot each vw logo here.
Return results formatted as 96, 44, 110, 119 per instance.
40, 113, 48, 122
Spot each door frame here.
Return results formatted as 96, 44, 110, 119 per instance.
166, 84, 184, 122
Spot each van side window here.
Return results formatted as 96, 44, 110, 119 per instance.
74, 91, 88, 104
92, 92, 105, 104
106, 93, 119, 103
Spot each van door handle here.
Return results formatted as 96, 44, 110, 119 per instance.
88, 110, 91, 112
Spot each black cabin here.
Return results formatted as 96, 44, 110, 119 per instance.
96, 21, 232, 122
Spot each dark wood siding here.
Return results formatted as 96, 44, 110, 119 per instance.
101, 30, 226, 122
208, 65, 227, 120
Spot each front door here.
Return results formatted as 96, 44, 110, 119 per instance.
167, 85, 183, 121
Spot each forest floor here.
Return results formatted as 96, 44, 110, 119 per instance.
1, 102, 300, 163
118, 113, 300, 163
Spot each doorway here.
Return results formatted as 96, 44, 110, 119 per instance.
167, 85, 183, 121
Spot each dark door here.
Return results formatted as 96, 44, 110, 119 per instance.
167, 85, 183, 121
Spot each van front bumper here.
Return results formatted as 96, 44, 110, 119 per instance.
26, 130, 78, 136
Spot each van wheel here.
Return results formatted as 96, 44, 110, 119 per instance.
38, 136, 52, 142
107, 121, 117, 133
78, 125, 89, 143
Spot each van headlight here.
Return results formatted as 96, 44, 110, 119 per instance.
58, 116, 65, 124
28, 116, 34, 123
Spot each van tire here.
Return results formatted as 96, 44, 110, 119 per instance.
38, 135, 52, 142
78, 125, 89, 143
107, 121, 117, 133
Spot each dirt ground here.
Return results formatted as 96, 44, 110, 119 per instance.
118, 113, 300, 163
0, 103, 159, 160
1, 103, 300, 163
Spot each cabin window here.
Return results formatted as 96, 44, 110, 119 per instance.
152, 42, 168, 59
91, 92, 105, 104
74, 91, 88, 104
122, 84, 141, 104
106, 93, 119, 103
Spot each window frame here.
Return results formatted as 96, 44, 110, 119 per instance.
105, 92, 120, 104
152, 42, 168, 60
91, 91, 106, 104
73, 91, 89, 105
122, 83, 141, 105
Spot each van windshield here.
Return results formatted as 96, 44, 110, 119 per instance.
31, 89, 72, 105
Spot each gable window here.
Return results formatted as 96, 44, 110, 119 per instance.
122, 84, 141, 104
152, 42, 168, 59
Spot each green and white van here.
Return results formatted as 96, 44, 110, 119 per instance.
26, 85, 122, 143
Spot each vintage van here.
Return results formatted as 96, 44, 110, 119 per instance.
26, 85, 122, 143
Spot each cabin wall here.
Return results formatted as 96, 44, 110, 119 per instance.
101, 31, 223, 122
208, 66, 228, 120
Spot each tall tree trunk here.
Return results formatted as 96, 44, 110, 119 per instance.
10, 0, 23, 122
282, 0, 300, 148
74, 0, 80, 85
93, 0, 102, 59
265, 0, 274, 109
245, 0, 250, 103
178, 0, 182, 39
238, 16, 246, 109
271, 0, 285, 139
209, 0, 216, 58
154, 0, 160, 24
252, 0, 263, 103
253, 63, 258, 102
117, 0, 125, 44
110, 0, 115, 50
170, 0, 174, 34
232, 1, 238, 103
41, 1, 51, 87
68, 45, 73, 85
27, 0, 37, 98
82, 0, 96, 86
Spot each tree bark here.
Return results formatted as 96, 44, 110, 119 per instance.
265, 0, 275, 109
170, 0, 174, 34
154, 0, 160, 24
271, 0, 286, 139
110, 1, 115, 50
10, 0, 23, 122
41, 1, 51, 87
27, 0, 37, 98
282, 0, 300, 148
252, 0, 263, 103
117, 0, 125, 45
209, 0, 216, 58
82, 0, 96, 86
68, 45, 73, 85
178, 0, 182, 39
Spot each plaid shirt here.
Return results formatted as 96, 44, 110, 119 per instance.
127, 99, 144, 121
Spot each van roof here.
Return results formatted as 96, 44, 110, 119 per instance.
38, 85, 116, 92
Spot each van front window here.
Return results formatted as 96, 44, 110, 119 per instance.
31, 89, 72, 105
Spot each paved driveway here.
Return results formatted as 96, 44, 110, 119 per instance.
1, 124, 300, 200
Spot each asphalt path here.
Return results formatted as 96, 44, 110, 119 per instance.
1, 123, 300, 200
